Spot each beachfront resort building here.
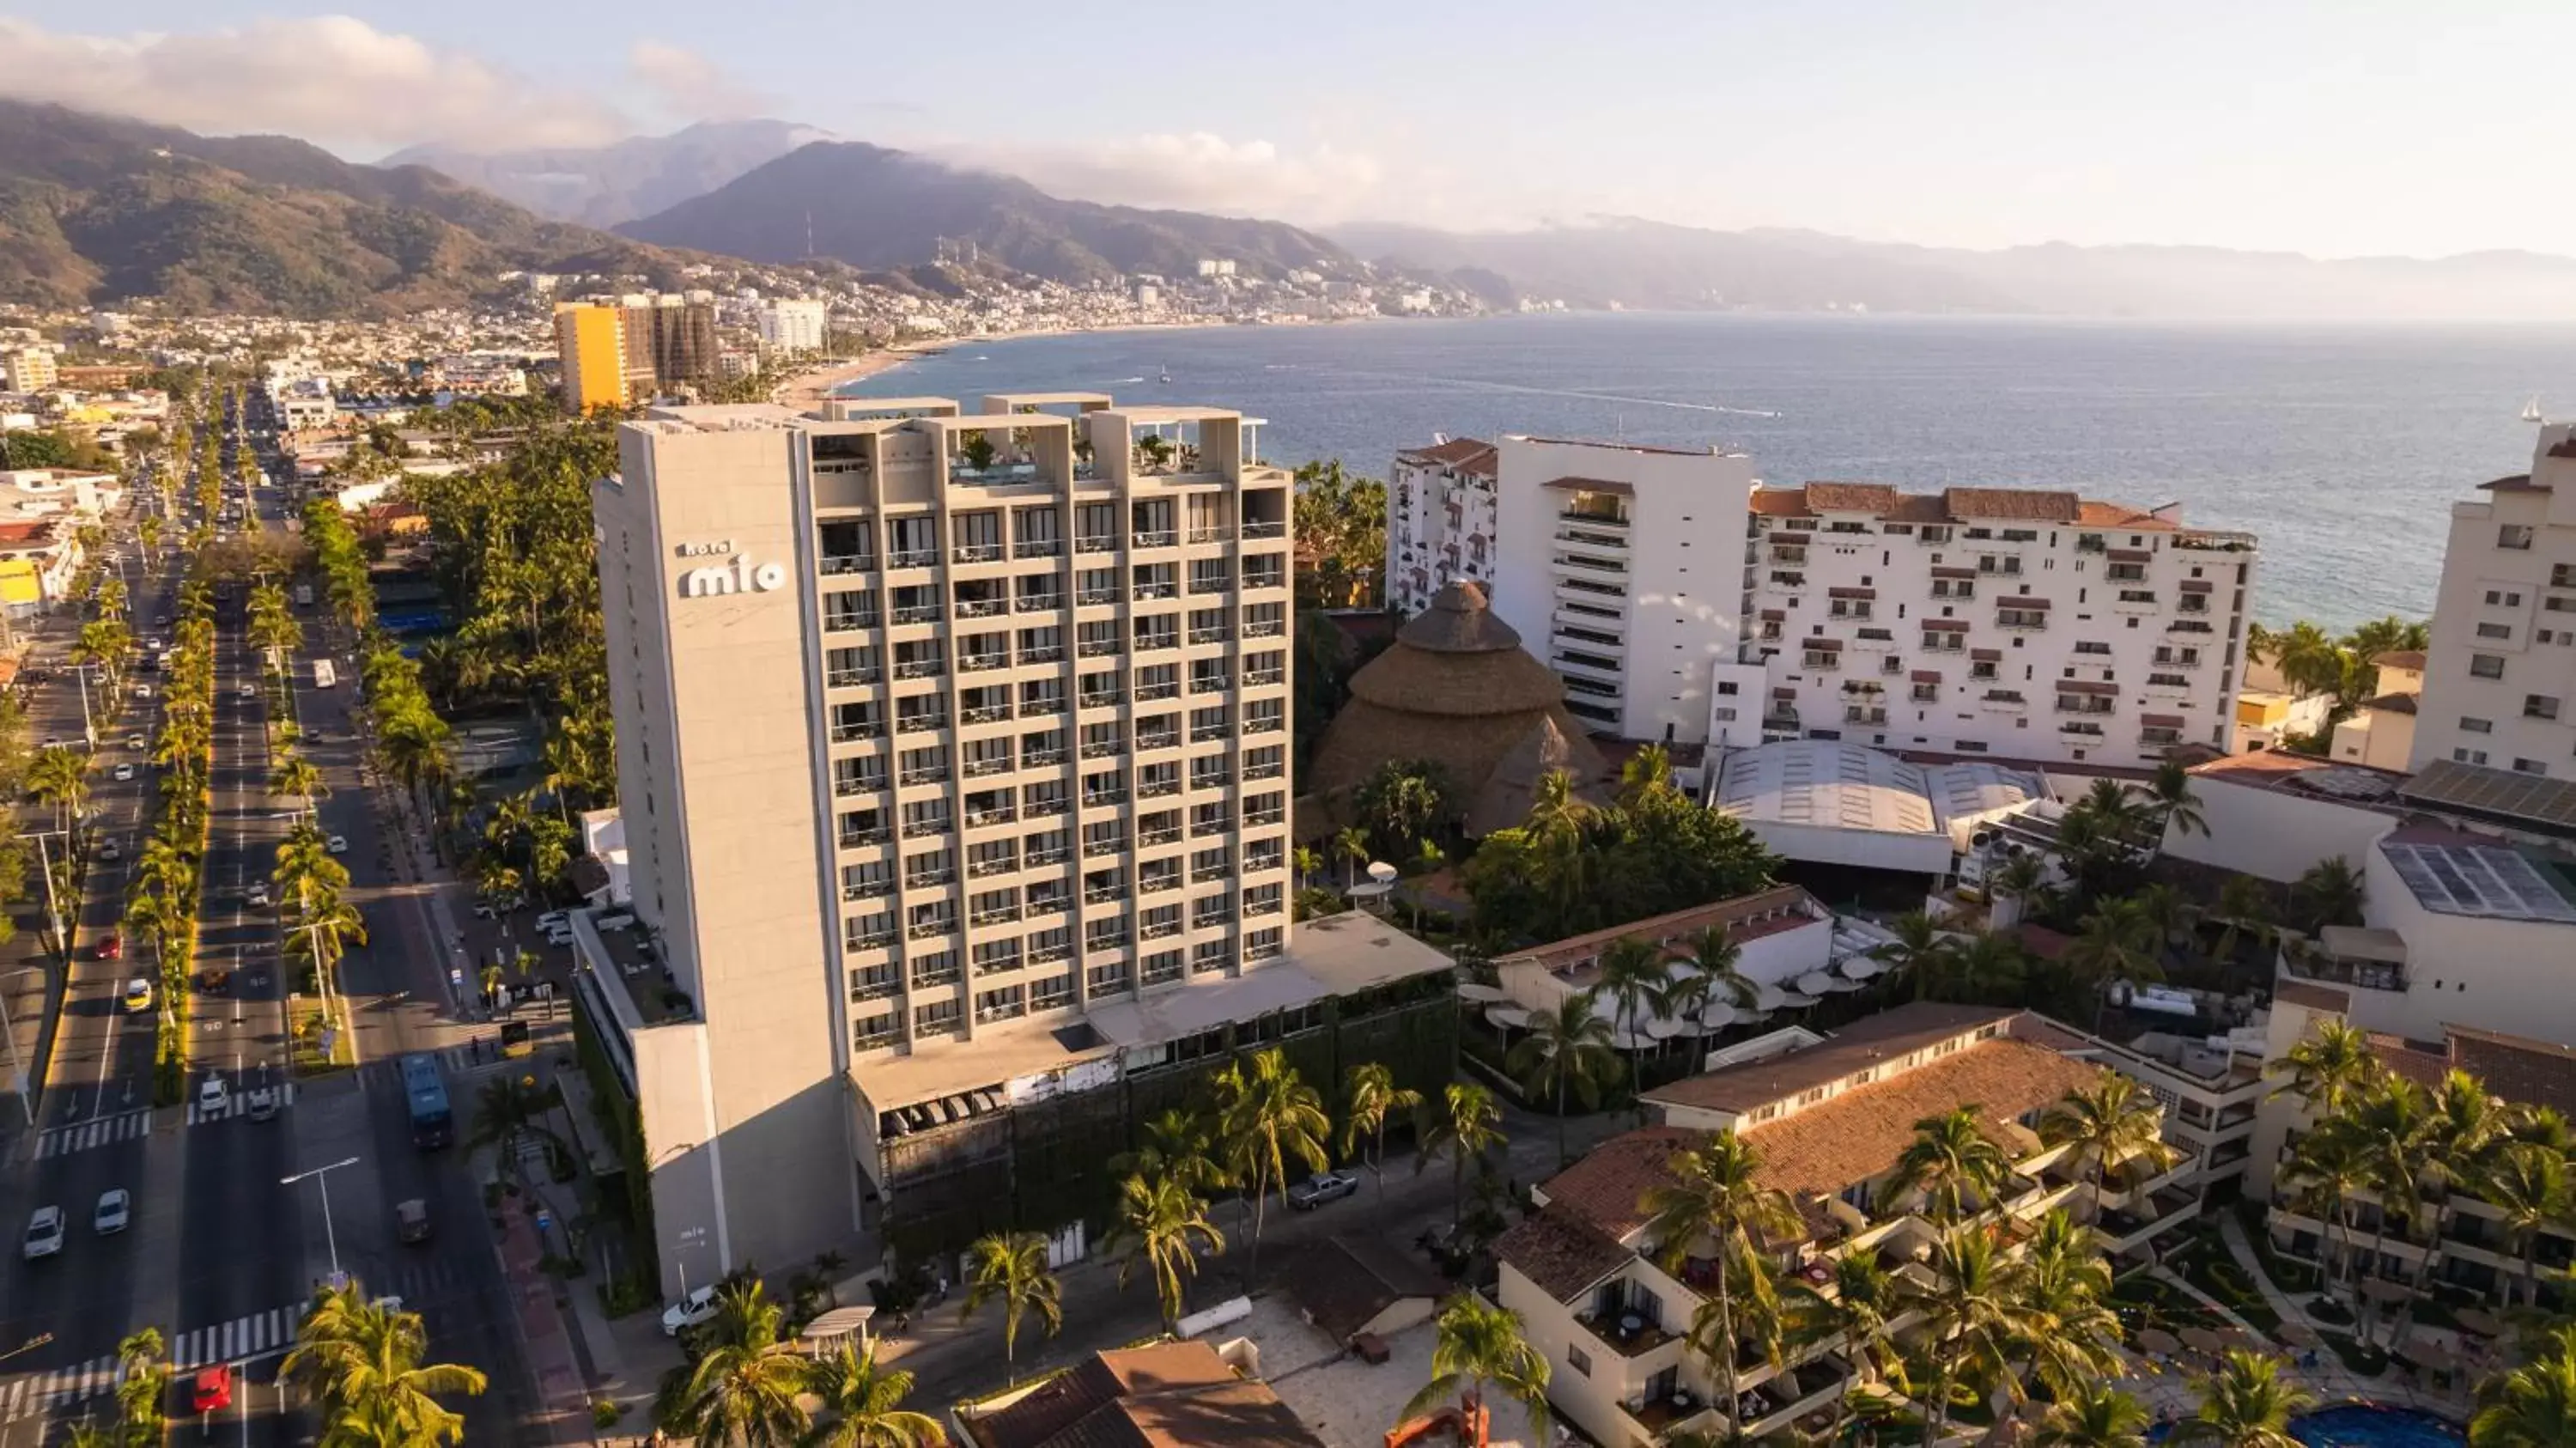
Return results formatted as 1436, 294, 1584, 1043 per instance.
2409, 422, 2576, 779
580, 393, 1455, 1293
554, 294, 721, 414
1386, 437, 2260, 769
1496, 1002, 2202, 1445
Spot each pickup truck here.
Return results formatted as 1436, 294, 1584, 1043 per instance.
1286, 1171, 1363, 1211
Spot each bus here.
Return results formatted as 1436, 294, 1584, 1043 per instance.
313, 658, 337, 690
399, 1052, 453, 1149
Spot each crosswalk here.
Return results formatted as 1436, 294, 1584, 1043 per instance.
184, 1080, 296, 1126
29, 1107, 152, 1160
0, 1258, 468, 1424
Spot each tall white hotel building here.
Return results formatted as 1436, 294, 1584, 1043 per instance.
1391, 436, 2259, 768
588, 393, 1447, 1291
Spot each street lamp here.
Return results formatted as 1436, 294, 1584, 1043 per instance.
0, 964, 45, 1126
281, 1155, 362, 1287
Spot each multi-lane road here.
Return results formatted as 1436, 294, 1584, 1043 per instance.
0, 405, 543, 1445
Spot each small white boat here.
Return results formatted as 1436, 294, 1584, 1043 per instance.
2523, 395, 2544, 423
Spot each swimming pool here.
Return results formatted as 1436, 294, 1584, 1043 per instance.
2150, 1405, 2466, 1447
2282, 1405, 2466, 1447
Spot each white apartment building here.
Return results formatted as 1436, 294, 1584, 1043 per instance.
2409, 423, 2576, 777
758, 300, 831, 356
0, 346, 56, 394
1389, 438, 2258, 768
1745, 484, 2257, 766
588, 393, 1451, 1293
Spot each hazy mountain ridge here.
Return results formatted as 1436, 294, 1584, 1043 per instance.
0, 100, 688, 315
1335, 217, 2576, 319
616, 141, 1357, 285
387, 120, 833, 229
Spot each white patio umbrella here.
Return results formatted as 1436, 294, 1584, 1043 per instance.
1484, 1004, 1532, 1031
1838, 955, 1887, 979
1795, 970, 1840, 995
1609, 1029, 1656, 1051
1754, 982, 1820, 1011
1646, 1015, 1702, 1040
1455, 982, 1510, 1004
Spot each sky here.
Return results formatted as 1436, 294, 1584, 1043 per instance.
3, 2, 2568, 258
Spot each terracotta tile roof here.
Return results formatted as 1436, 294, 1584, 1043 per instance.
2480, 474, 2545, 493
2273, 981, 2352, 1014
970, 1341, 1319, 1448
1287, 1236, 1445, 1339
1397, 437, 1497, 476
1741, 1037, 2104, 1205
1534, 1126, 1698, 1238
2077, 500, 2178, 530
1883, 494, 1956, 524
2019, 924, 2074, 961
1492, 1206, 1634, 1303
1805, 482, 1901, 514
2363, 692, 2418, 716
1749, 489, 1814, 518
2368, 1033, 2449, 1093
2445, 1025, 2576, 1116
1943, 487, 2081, 522
1492, 885, 1818, 983
1643, 1002, 2019, 1114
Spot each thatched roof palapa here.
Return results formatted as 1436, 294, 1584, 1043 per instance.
1312, 581, 1611, 836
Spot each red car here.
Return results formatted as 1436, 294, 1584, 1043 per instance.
95, 934, 122, 961
191, 1366, 232, 1415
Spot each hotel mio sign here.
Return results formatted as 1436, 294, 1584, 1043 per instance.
676, 541, 787, 599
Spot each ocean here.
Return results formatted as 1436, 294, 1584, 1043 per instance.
842, 313, 2576, 631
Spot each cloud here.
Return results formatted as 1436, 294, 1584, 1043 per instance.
626, 41, 773, 124
931, 131, 1388, 224
0, 15, 631, 151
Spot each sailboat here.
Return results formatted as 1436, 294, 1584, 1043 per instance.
1157, 364, 1172, 384
2523, 396, 2544, 423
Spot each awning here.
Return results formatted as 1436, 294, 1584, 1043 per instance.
2057, 679, 2118, 696
2107, 548, 2153, 563
1971, 648, 2002, 660
1759, 609, 1785, 621
1542, 475, 1633, 496
2140, 712, 2186, 728
1806, 638, 1844, 651
1996, 596, 2053, 609
1922, 619, 1970, 632
1828, 587, 1876, 599
1772, 687, 1798, 701
1910, 670, 1942, 683
2178, 579, 2214, 593
1930, 567, 1978, 580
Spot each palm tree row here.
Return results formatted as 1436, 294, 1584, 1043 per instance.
129, 547, 222, 1101
2274, 1019, 2576, 1319
2249, 616, 2431, 713
283, 1281, 488, 1446
655, 1280, 942, 1446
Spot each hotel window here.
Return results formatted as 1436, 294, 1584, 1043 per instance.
2513, 758, 2549, 776
833, 756, 887, 797
2470, 654, 2506, 679
2453, 748, 2490, 765
2527, 695, 2562, 721
2486, 588, 2525, 605
2499, 525, 2535, 551
841, 861, 893, 901
824, 589, 878, 632
910, 950, 961, 987
2478, 623, 2513, 641
2462, 717, 2494, 734
914, 998, 963, 1036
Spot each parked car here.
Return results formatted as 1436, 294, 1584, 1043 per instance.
125, 733, 145, 750
97, 837, 122, 862
22, 1206, 65, 1260
661, 1285, 721, 1336
94, 1188, 131, 1235
1287, 1171, 1363, 1210
534, 910, 570, 933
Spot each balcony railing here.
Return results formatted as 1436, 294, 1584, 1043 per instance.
959, 704, 1012, 725
1014, 538, 1062, 559
1133, 581, 1180, 601
1027, 846, 1071, 867
1076, 587, 1121, 606
889, 548, 939, 569
1133, 529, 1178, 549
1015, 593, 1066, 614
837, 828, 890, 849
954, 598, 1007, 620
890, 604, 942, 625
1240, 520, 1287, 539
953, 543, 1005, 564
1024, 746, 1068, 766
827, 666, 882, 688
1075, 534, 1117, 554
895, 659, 946, 679
822, 555, 873, 575
1188, 627, 1232, 645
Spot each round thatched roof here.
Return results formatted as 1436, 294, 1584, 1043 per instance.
1346, 581, 1568, 718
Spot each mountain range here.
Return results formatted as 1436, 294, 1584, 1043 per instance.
0, 99, 689, 316
9, 99, 2576, 321
613, 140, 1355, 286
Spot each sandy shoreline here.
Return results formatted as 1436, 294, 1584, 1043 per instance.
775, 317, 1299, 410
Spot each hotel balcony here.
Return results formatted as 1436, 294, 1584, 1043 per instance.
2173, 529, 2259, 554
2280, 928, 2409, 994
1550, 551, 1629, 588
1573, 1309, 1680, 1360
2096, 1185, 2203, 1255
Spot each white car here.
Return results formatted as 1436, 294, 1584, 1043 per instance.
125, 733, 145, 750
535, 910, 569, 933
597, 912, 636, 932
660, 1285, 721, 1336
246, 880, 270, 907
132, 684, 151, 700
197, 1074, 229, 1116
245, 1086, 280, 1123
325, 835, 349, 855
94, 1189, 131, 1235
237, 684, 257, 702
112, 763, 136, 782
22, 1206, 64, 1261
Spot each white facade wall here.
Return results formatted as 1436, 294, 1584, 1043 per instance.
2330, 707, 2418, 770
1753, 491, 2256, 766
759, 301, 830, 355
1488, 437, 1757, 745
2409, 424, 2576, 777
2318, 846, 2576, 1043
1385, 441, 1498, 615
2157, 774, 2398, 885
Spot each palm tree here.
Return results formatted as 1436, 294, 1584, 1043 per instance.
2042, 1070, 2180, 1221
2269, 1018, 2381, 1119
463, 1075, 568, 1190
271, 751, 325, 806
1591, 934, 1664, 1110
2277, 1127, 2371, 1305
2173, 1348, 2313, 1447
1788, 1253, 1898, 1439
1638, 1133, 1801, 1417
2210, 874, 2275, 967
1990, 853, 2046, 925
1400, 1293, 1551, 1445
285, 1285, 488, 1445
2415, 1068, 2509, 1287
116, 1326, 169, 1438
2471, 1323, 2576, 1447
1334, 825, 1370, 891
1212, 1048, 1331, 1281
1874, 910, 1954, 1000
27, 745, 88, 832
2064, 897, 2160, 998
657, 1281, 810, 1448
1888, 1106, 2013, 1225
2146, 757, 2208, 841
1113, 1108, 1227, 1196
1507, 992, 1622, 1165
2342, 1075, 2434, 1331
1906, 1230, 2031, 1436
801, 1341, 941, 1448
1292, 845, 1321, 890
1676, 925, 1757, 1076
2012, 1208, 2124, 1402
2479, 1141, 2573, 1309
1340, 1063, 1422, 1200
2034, 1381, 2154, 1448
1947, 930, 2030, 1004
2292, 855, 2366, 932
1105, 1171, 1225, 1332
959, 1232, 1062, 1382
1417, 1082, 1505, 1231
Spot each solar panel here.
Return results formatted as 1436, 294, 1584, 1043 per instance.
2401, 759, 2576, 831
2382, 842, 2576, 923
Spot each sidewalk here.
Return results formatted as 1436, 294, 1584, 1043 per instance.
497, 1191, 597, 1445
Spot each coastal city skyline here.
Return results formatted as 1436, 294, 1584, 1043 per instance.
2, 3, 2573, 258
